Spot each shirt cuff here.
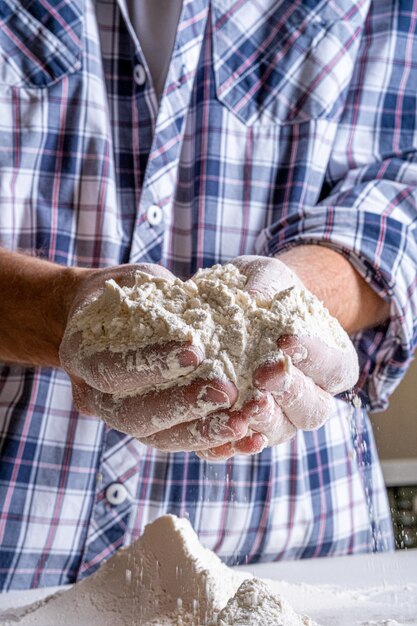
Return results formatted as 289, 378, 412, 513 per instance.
255, 205, 415, 411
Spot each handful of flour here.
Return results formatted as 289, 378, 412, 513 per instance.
66, 263, 351, 408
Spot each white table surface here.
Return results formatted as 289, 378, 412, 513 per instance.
1, 549, 416, 625
236, 550, 417, 625
234, 547, 417, 587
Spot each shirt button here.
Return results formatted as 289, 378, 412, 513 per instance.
133, 64, 146, 86
147, 204, 163, 226
105, 483, 128, 506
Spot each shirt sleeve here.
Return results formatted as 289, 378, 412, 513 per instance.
255, 158, 417, 411
255, 1, 417, 411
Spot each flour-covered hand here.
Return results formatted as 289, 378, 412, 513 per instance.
140, 391, 291, 454
75, 375, 237, 438
253, 333, 359, 433
198, 255, 360, 459
60, 264, 205, 430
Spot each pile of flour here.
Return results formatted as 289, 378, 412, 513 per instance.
66, 263, 350, 410
217, 578, 316, 626
4, 515, 318, 625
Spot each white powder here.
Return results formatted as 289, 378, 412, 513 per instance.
217, 578, 317, 626
130, 514, 240, 624
5, 515, 318, 626
65, 263, 351, 418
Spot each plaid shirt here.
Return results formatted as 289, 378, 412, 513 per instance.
3, 0, 416, 590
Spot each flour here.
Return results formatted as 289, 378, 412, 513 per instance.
131, 514, 240, 624
65, 263, 352, 421
4, 515, 318, 626
216, 578, 317, 626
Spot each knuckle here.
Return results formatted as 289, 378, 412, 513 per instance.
230, 420, 247, 439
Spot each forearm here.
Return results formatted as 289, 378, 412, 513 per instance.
0, 249, 87, 367
278, 245, 390, 334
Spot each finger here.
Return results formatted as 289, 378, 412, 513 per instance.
248, 395, 297, 446
196, 442, 235, 461
226, 388, 296, 445
277, 335, 359, 394
142, 393, 275, 453
61, 332, 205, 394
263, 365, 336, 431
197, 432, 267, 461
140, 412, 249, 452
71, 376, 96, 416
252, 357, 292, 392
143, 393, 288, 453
69, 263, 176, 319
81, 377, 237, 438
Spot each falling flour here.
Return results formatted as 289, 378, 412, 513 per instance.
3, 515, 319, 625
65, 263, 352, 417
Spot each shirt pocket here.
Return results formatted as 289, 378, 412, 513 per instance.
211, 0, 367, 126
0, 0, 83, 88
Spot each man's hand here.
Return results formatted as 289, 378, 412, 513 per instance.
61, 258, 307, 454
193, 246, 391, 460
60, 263, 200, 395
146, 255, 360, 461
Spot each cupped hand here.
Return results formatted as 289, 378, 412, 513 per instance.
60, 264, 233, 436
60, 257, 359, 459
186, 255, 359, 461
60, 264, 201, 391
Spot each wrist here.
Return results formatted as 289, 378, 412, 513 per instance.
276, 245, 390, 333
0, 248, 92, 367
50, 265, 92, 352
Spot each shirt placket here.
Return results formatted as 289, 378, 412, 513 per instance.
129, 0, 209, 265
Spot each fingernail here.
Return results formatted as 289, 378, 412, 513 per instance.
177, 344, 204, 368
199, 385, 230, 407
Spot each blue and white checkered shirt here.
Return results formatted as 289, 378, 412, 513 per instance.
2, 0, 416, 590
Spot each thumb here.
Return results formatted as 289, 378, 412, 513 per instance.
277, 334, 359, 394
231, 255, 302, 302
